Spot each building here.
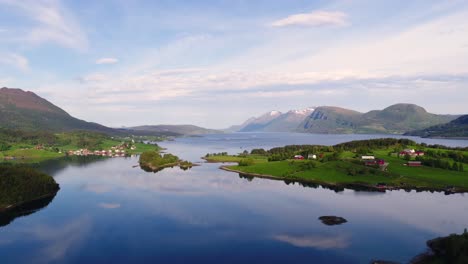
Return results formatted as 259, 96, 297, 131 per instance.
361, 156, 375, 160
407, 161, 422, 167
399, 150, 425, 157
294, 155, 304, 160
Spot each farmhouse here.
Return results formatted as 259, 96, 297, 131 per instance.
407, 161, 422, 167
399, 149, 425, 157
294, 155, 304, 160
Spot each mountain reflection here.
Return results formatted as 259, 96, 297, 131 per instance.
0, 193, 57, 228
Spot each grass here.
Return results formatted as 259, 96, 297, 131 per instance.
218, 145, 468, 191
0, 139, 159, 164
203, 154, 268, 163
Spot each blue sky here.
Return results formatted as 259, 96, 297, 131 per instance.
1, 0, 468, 128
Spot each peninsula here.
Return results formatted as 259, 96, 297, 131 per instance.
205, 138, 468, 192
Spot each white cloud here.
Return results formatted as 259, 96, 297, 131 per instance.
0, 53, 29, 71
0, 0, 88, 50
96, 57, 119, 64
271, 10, 348, 27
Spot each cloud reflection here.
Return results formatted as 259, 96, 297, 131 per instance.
273, 234, 349, 249
98, 203, 121, 209
14, 216, 93, 263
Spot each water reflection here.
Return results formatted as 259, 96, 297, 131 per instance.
0, 194, 56, 228
1, 133, 468, 263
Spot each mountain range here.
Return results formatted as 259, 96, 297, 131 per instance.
1, 87, 462, 137
228, 108, 315, 132
230, 104, 459, 134
0, 87, 218, 136
128, 125, 222, 136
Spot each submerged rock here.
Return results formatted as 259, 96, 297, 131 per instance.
319, 216, 348, 226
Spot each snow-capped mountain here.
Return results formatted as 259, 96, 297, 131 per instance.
234, 107, 315, 132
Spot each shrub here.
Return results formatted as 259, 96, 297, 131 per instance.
238, 158, 255, 166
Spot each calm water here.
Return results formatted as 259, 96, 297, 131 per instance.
1, 133, 468, 264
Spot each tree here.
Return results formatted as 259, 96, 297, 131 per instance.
452, 162, 459, 171
459, 163, 464, 172
404, 153, 412, 161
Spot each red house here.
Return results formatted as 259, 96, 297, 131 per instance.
408, 161, 422, 167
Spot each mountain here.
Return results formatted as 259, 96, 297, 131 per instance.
239, 110, 283, 132
298, 106, 361, 133
234, 108, 315, 132
260, 108, 315, 132
404, 115, 468, 138
224, 117, 257, 132
129, 125, 222, 136
0, 87, 116, 133
298, 103, 458, 134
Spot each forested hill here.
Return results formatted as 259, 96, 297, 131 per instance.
0, 87, 116, 133
405, 115, 468, 138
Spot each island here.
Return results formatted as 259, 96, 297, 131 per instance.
139, 151, 194, 172
411, 230, 468, 264
204, 138, 468, 193
319, 216, 348, 226
0, 164, 59, 211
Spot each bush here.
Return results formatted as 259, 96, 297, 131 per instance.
238, 158, 255, 166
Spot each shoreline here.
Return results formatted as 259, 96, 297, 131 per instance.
219, 165, 467, 194
140, 160, 197, 172
0, 191, 59, 213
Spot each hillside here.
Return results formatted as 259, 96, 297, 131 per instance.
0, 87, 116, 134
239, 111, 283, 132
298, 104, 457, 134
405, 115, 468, 138
129, 124, 222, 136
298, 106, 361, 133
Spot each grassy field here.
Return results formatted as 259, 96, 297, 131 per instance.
0, 138, 159, 164
211, 140, 468, 191
203, 154, 268, 163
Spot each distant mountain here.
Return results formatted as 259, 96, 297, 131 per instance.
404, 115, 468, 138
261, 108, 315, 132
298, 103, 458, 134
298, 106, 361, 133
239, 110, 283, 132
233, 108, 315, 132
0, 87, 116, 133
224, 117, 257, 132
129, 125, 222, 136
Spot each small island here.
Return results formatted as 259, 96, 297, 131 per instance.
0, 164, 60, 211
139, 151, 194, 172
205, 138, 468, 193
411, 230, 468, 264
319, 216, 348, 226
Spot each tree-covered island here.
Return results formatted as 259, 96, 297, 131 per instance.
139, 151, 194, 172
204, 138, 468, 192
0, 164, 59, 211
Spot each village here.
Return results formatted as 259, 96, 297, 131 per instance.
291, 148, 426, 169
66, 142, 137, 157
2, 141, 139, 161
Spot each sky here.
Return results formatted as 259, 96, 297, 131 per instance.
1, 0, 468, 128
